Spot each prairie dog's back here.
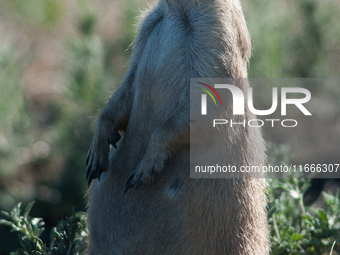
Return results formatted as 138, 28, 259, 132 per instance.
128, 0, 251, 127
86, 1, 268, 254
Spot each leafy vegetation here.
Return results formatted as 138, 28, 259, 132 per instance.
1, 144, 339, 254
0, 202, 87, 255
1, 175, 339, 254
268, 178, 339, 254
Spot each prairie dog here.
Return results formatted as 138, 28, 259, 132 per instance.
86, 0, 268, 254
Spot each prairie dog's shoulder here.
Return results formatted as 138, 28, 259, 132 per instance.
160, 0, 251, 65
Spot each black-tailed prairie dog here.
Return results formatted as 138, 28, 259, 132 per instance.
86, 0, 268, 254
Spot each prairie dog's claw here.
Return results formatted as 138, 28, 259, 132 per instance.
134, 179, 143, 190
109, 132, 121, 149
122, 181, 134, 195
86, 128, 119, 187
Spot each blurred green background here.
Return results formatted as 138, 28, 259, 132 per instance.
0, 0, 339, 253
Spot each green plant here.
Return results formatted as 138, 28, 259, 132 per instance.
244, 0, 340, 78
0, 202, 88, 255
266, 143, 340, 254
268, 177, 340, 254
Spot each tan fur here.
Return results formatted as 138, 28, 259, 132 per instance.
86, 0, 269, 254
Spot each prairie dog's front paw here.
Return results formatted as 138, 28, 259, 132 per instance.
122, 153, 166, 194
86, 128, 121, 187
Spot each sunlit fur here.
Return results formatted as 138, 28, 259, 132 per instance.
86, 0, 268, 254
